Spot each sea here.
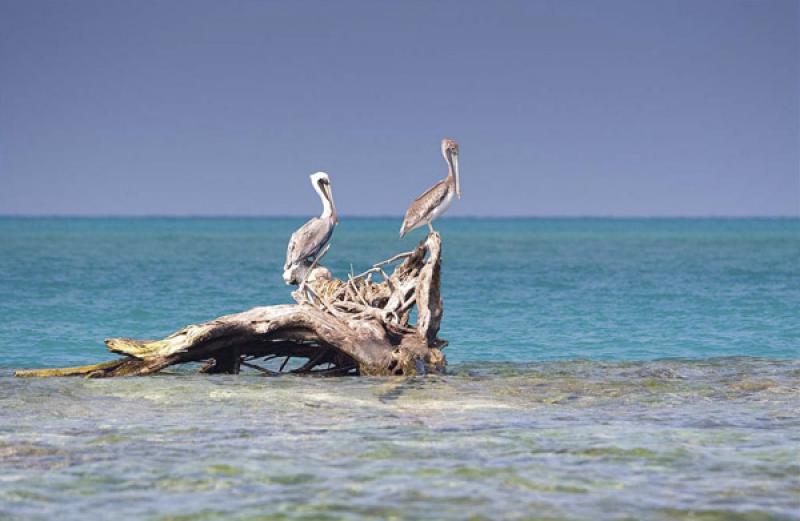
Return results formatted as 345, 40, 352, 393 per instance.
0, 217, 798, 520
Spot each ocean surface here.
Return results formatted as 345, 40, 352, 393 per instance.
1, 217, 798, 520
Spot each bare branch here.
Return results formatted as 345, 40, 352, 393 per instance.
16, 233, 446, 378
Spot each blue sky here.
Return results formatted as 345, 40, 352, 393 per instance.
0, 0, 797, 216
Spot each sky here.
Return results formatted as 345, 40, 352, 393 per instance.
0, 0, 797, 217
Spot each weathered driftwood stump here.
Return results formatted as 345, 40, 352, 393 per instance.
16, 233, 447, 378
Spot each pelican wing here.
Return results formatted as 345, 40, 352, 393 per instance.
401, 179, 449, 235
285, 217, 334, 269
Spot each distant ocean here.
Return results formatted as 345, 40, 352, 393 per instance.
1, 217, 798, 520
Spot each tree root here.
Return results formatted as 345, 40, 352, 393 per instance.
16, 232, 447, 378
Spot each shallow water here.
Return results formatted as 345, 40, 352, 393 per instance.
1, 360, 799, 520
1, 218, 799, 519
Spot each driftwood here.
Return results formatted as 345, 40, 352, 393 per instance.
16, 232, 447, 378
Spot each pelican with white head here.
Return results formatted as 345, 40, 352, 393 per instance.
283, 172, 338, 285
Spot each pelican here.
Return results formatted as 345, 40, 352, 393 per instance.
282, 172, 337, 285
400, 138, 460, 237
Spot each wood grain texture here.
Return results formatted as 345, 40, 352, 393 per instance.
16, 233, 447, 378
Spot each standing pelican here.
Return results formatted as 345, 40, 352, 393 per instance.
400, 138, 460, 237
282, 172, 337, 285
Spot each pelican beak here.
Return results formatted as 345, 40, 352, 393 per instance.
324, 182, 338, 223
452, 151, 460, 198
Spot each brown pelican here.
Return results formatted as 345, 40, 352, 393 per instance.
400, 138, 460, 237
282, 172, 337, 285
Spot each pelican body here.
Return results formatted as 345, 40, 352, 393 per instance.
400, 138, 460, 237
283, 172, 337, 285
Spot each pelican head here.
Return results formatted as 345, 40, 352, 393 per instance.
441, 138, 460, 198
310, 171, 337, 223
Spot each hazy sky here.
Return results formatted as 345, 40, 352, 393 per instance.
0, 0, 797, 216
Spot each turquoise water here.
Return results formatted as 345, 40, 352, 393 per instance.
2, 217, 798, 366
1, 218, 799, 520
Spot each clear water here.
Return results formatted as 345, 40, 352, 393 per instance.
1, 218, 799, 520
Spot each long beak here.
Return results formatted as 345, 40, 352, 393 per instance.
324, 183, 338, 223
452, 152, 460, 198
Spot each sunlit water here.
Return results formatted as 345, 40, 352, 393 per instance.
1, 218, 799, 520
